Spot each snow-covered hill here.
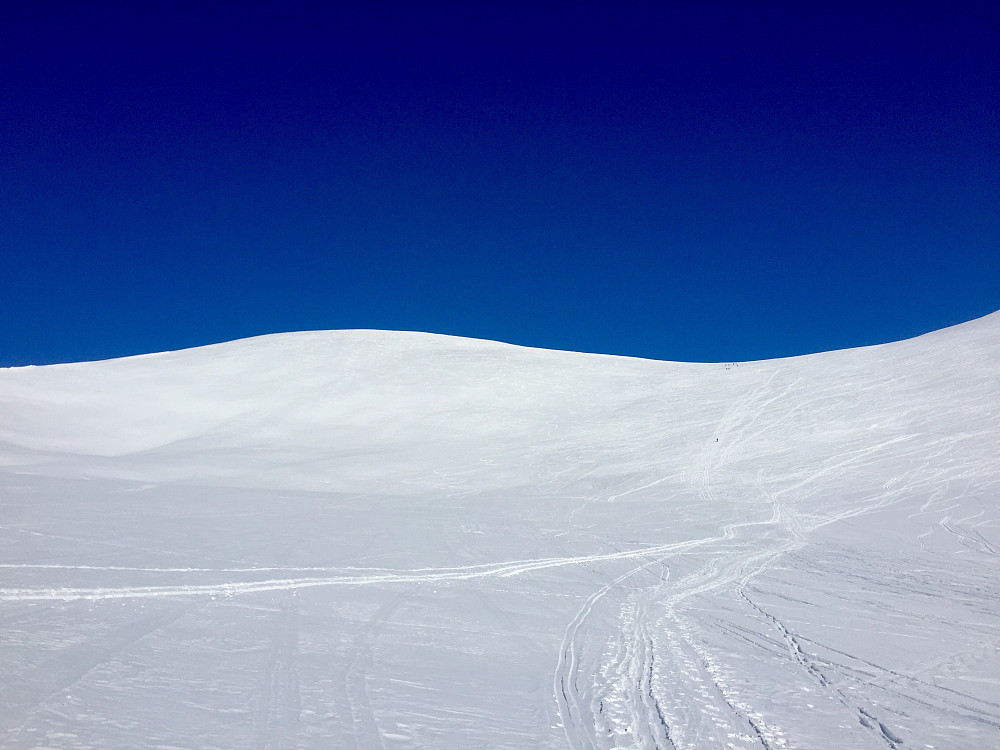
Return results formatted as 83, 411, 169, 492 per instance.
1, 314, 998, 749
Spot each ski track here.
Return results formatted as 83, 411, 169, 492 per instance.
554, 375, 789, 750
0, 539, 727, 603
343, 596, 406, 750
252, 592, 302, 750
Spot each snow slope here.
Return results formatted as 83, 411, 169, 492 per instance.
1, 313, 998, 749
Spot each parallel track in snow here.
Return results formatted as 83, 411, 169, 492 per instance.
0, 537, 722, 602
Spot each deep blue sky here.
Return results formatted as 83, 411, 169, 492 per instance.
2, 2, 998, 366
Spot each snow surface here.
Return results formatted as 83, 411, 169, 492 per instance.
1, 314, 999, 750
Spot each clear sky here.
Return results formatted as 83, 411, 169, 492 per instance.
2, 2, 998, 366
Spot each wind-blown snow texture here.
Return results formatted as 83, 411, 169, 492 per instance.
1, 314, 998, 749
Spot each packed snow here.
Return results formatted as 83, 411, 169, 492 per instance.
1, 313, 998, 749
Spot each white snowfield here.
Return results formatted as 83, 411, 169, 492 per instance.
1, 314, 998, 750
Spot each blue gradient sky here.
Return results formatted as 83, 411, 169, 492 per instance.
2, 3, 998, 366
